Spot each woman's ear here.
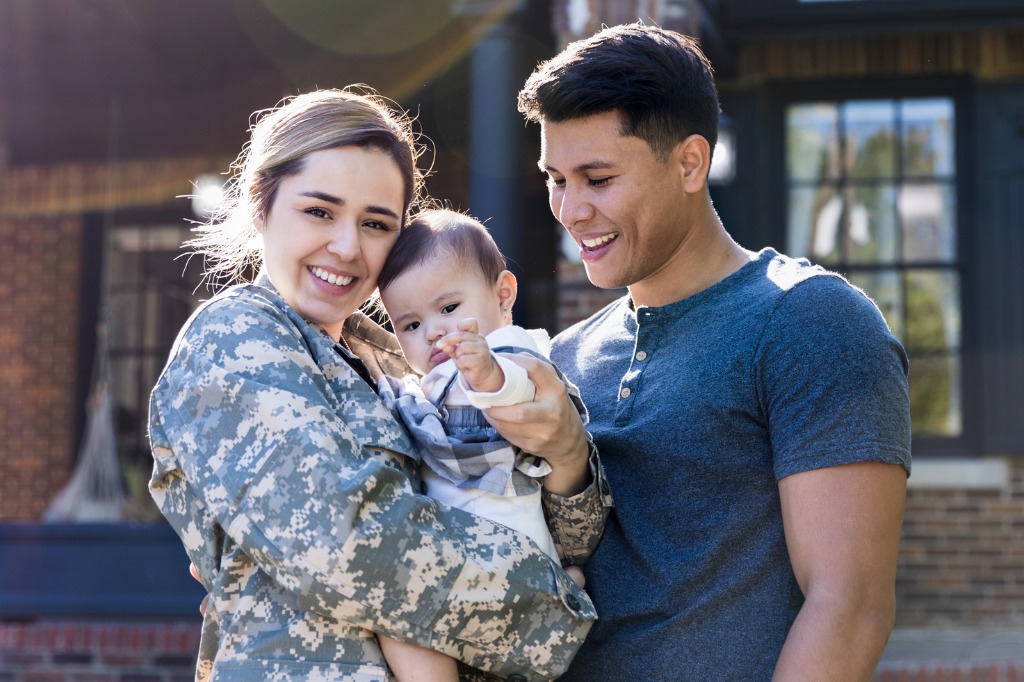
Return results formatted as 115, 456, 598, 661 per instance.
496, 270, 518, 319
674, 134, 712, 193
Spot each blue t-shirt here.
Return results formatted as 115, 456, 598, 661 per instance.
554, 248, 911, 681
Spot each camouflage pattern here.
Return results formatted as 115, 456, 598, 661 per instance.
148, 275, 610, 681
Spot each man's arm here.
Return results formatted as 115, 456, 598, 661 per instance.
773, 461, 907, 681
484, 353, 613, 565
484, 354, 591, 495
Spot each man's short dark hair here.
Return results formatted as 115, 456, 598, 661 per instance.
517, 23, 720, 160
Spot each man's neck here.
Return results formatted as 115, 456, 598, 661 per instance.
628, 226, 753, 309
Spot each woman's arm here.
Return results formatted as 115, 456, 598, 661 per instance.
149, 294, 594, 679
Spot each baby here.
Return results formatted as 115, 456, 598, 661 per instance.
375, 208, 588, 682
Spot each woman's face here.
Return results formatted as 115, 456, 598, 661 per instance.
258, 146, 405, 340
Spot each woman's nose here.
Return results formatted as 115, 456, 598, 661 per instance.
327, 223, 360, 260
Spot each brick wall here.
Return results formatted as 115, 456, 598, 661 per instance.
0, 215, 82, 520
897, 459, 1024, 627
0, 622, 200, 681
555, 260, 624, 331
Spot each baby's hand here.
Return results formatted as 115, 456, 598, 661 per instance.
438, 319, 504, 393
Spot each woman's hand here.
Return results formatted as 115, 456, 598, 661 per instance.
483, 354, 591, 497
190, 562, 211, 617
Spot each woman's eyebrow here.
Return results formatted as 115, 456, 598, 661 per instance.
300, 191, 399, 220
366, 205, 401, 220
300, 190, 343, 205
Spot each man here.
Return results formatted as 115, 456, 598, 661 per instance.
513, 23, 911, 680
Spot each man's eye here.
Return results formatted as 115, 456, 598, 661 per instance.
441, 303, 459, 314
305, 207, 331, 219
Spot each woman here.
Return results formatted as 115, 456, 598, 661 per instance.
148, 88, 610, 682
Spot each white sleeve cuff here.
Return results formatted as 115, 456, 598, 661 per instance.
460, 353, 536, 408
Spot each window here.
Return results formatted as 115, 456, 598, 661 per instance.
785, 97, 960, 437
105, 224, 203, 477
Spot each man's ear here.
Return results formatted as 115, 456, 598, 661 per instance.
496, 270, 518, 315
673, 134, 712, 193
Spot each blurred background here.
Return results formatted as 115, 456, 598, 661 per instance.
1, 0, 1023, 679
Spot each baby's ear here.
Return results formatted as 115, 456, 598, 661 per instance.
496, 270, 518, 314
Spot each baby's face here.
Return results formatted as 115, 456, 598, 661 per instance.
380, 256, 506, 375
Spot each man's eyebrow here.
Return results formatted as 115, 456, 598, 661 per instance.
538, 160, 615, 173
300, 191, 400, 220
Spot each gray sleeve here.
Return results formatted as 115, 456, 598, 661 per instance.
755, 275, 912, 480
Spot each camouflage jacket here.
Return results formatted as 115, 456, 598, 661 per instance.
148, 277, 612, 681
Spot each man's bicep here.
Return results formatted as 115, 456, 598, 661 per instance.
779, 461, 907, 594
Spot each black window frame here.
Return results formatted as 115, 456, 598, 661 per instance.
757, 75, 977, 458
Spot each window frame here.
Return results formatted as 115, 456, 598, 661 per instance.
760, 76, 977, 458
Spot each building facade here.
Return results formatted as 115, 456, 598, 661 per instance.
1, 0, 1023, 678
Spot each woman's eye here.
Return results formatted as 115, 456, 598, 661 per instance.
547, 176, 565, 188
441, 303, 459, 315
305, 207, 331, 219
365, 220, 397, 232
589, 176, 612, 187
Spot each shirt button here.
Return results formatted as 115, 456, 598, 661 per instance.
620, 387, 631, 399
566, 593, 581, 611
635, 350, 647, 361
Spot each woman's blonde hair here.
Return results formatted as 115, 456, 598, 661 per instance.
189, 86, 426, 287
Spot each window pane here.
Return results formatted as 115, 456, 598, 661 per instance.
787, 104, 840, 181
902, 99, 955, 178
905, 270, 960, 352
910, 354, 962, 437
849, 270, 903, 341
844, 101, 897, 179
789, 185, 842, 263
845, 183, 898, 264
900, 183, 956, 263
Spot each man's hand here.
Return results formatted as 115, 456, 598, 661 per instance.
483, 354, 590, 496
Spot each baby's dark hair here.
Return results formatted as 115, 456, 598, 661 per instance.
378, 208, 506, 293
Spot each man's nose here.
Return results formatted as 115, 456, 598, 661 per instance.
555, 183, 595, 229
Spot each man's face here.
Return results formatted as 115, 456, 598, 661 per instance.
539, 111, 694, 306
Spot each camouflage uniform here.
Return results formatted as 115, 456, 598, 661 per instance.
148, 275, 613, 681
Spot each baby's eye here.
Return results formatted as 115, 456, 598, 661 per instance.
441, 303, 459, 315
305, 207, 331, 219
403, 321, 420, 332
